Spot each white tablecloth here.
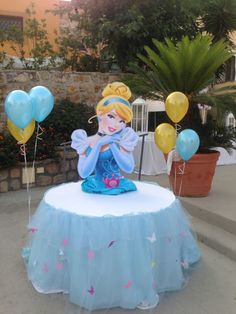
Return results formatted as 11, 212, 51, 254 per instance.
215, 146, 236, 165
134, 132, 167, 175
134, 134, 236, 176
45, 181, 175, 216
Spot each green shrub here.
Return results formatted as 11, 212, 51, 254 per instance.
0, 99, 97, 169
0, 132, 20, 168
42, 99, 98, 144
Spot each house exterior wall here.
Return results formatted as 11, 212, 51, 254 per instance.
0, 0, 60, 55
1, 1, 236, 61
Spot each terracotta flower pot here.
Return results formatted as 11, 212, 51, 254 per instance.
167, 150, 220, 197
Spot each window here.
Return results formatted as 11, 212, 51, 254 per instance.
226, 113, 236, 128
0, 15, 23, 31
229, 117, 236, 127
131, 98, 148, 133
225, 55, 236, 81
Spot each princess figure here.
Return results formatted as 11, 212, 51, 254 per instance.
71, 82, 139, 195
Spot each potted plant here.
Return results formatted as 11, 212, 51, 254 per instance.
127, 34, 236, 196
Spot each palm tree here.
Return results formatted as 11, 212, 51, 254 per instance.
201, 0, 236, 44
127, 34, 236, 151
200, 0, 236, 80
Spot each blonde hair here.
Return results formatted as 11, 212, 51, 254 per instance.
96, 82, 133, 122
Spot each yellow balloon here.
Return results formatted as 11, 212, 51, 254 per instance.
154, 123, 176, 154
7, 119, 35, 144
165, 92, 189, 123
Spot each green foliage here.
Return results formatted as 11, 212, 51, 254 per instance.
23, 3, 55, 69
40, 99, 98, 146
50, 2, 108, 71
200, 0, 236, 44
129, 35, 232, 98
126, 35, 236, 151
0, 100, 97, 169
2, 1, 236, 72
0, 22, 24, 68
0, 132, 20, 168
198, 0, 236, 79
49, 0, 203, 71
49, 0, 236, 71
199, 118, 236, 152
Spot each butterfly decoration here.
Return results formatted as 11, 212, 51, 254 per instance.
181, 261, 189, 269
123, 280, 132, 289
179, 231, 187, 237
108, 240, 116, 248
43, 263, 49, 273
87, 250, 95, 260
88, 286, 94, 295
58, 248, 67, 262
62, 239, 69, 247
152, 281, 157, 289
56, 262, 64, 270
29, 227, 38, 233
146, 232, 157, 243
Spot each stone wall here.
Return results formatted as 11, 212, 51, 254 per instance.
0, 146, 78, 193
0, 70, 120, 129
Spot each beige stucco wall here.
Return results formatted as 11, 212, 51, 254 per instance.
231, 32, 236, 50
0, 0, 60, 55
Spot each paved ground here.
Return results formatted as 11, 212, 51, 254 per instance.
136, 164, 236, 227
1, 165, 236, 314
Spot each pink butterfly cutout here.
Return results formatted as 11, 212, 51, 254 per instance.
62, 239, 69, 247
88, 286, 94, 295
87, 250, 95, 260
56, 262, 64, 270
43, 263, 49, 273
123, 280, 132, 289
29, 228, 38, 233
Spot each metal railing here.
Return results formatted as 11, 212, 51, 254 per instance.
60, 132, 148, 182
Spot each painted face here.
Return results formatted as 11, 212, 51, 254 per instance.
99, 110, 126, 135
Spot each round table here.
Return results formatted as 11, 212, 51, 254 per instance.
24, 181, 200, 310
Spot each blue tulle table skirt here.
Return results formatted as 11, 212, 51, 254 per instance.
23, 181, 200, 310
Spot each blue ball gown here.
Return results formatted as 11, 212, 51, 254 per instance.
82, 147, 137, 195
71, 128, 138, 195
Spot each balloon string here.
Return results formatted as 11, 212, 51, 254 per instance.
28, 123, 44, 221
19, 143, 25, 155
178, 161, 186, 197
19, 143, 32, 226
30, 123, 43, 179
173, 124, 181, 194
174, 123, 182, 134
173, 150, 177, 193
36, 124, 44, 140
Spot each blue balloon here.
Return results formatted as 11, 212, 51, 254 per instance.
176, 129, 200, 161
29, 86, 54, 123
4, 90, 33, 129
